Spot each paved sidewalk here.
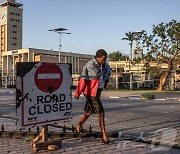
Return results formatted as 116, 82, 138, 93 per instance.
1, 89, 180, 153
0, 137, 180, 154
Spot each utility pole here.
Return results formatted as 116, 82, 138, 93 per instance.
48, 27, 71, 63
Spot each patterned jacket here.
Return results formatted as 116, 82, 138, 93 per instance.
81, 57, 111, 80
75, 57, 111, 97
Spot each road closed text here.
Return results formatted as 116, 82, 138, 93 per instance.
29, 94, 72, 115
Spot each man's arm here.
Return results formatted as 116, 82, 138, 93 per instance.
104, 62, 112, 90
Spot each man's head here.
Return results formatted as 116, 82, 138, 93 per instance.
95, 49, 107, 64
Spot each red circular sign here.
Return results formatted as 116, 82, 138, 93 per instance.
34, 63, 63, 93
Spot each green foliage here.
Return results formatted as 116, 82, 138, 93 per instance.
145, 65, 162, 77
122, 32, 135, 45
141, 20, 180, 90
122, 20, 180, 91
108, 51, 128, 61
132, 57, 143, 64
122, 31, 145, 61
143, 20, 180, 66
122, 31, 136, 60
141, 93, 155, 99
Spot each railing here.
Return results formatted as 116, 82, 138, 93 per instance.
1, 74, 16, 88
0, 73, 178, 90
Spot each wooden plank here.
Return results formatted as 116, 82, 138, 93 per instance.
32, 139, 62, 151
48, 145, 60, 150
32, 131, 43, 143
42, 125, 48, 142
32, 125, 48, 143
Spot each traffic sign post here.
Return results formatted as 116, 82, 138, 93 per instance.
16, 62, 72, 151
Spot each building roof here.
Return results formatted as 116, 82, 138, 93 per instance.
0, 0, 23, 8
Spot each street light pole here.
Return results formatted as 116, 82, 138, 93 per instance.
48, 27, 71, 63
129, 42, 133, 90
129, 31, 142, 90
129, 56, 133, 90
57, 32, 62, 63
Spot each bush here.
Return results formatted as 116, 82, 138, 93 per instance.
141, 93, 155, 100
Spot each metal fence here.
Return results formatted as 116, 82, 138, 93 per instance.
1, 74, 16, 88
0, 73, 179, 90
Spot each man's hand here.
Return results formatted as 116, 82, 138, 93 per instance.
104, 80, 108, 90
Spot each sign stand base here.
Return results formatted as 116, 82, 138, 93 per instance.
32, 125, 62, 152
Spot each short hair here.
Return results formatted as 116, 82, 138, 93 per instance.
95, 49, 107, 58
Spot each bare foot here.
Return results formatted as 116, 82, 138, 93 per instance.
75, 125, 81, 133
102, 135, 110, 144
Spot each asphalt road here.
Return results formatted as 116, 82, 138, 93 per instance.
0, 90, 15, 117
73, 97, 180, 134
1, 91, 180, 137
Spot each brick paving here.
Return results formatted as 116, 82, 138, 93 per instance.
1, 110, 180, 153
0, 89, 180, 153
0, 137, 180, 154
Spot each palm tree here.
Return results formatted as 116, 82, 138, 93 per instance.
122, 32, 135, 60
122, 32, 136, 90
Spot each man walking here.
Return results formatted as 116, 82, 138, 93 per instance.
75, 49, 111, 144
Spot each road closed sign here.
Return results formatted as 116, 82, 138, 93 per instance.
16, 62, 72, 129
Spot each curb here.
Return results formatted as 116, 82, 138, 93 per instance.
107, 96, 180, 101
0, 91, 15, 94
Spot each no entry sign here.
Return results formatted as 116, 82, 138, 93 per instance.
16, 62, 72, 129
34, 63, 63, 93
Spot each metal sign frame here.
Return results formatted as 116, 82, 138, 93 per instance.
16, 62, 72, 129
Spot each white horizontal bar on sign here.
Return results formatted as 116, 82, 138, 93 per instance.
38, 73, 60, 79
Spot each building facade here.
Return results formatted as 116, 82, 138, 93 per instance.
0, 0, 23, 63
0, 0, 93, 87
108, 61, 180, 90
1, 0, 179, 90
2, 48, 92, 75
2, 48, 93, 87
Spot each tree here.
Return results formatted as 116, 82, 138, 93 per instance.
122, 32, 135, 60
108, 51, 128, 61
122, 31, 145, 60
142, 20, 180, 91
122, 32, 137, 90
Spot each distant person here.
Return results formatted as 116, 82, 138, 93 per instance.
75, 49, 111, 144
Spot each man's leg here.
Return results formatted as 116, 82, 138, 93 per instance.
98, 112, 109, 143
76, 112, 91, 132
95, 89, 109, 143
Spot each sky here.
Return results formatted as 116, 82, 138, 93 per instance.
19, 0, 180, 56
